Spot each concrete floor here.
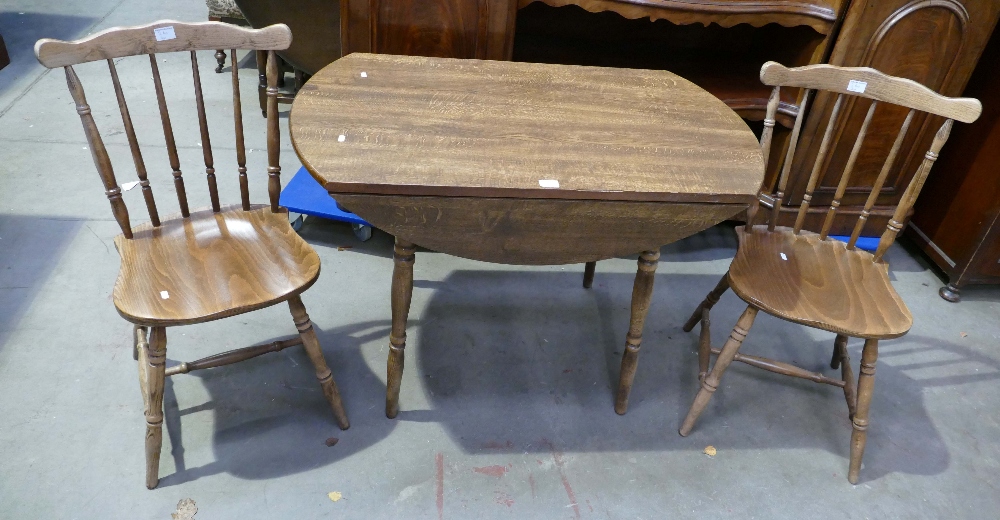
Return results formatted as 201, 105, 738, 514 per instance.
2, 1, 1000, 518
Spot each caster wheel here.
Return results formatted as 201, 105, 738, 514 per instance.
352, 223, 372, 242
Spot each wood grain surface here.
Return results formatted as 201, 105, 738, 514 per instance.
333, 193, 743, 264
292, 53, 764, 204
521, 0, 842, 34
35, 20, 291, 68
760, 62, 982, 123
727, 225, 911, 339
113, 205, 320, 326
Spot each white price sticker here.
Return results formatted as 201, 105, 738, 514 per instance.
153, 26, 176, 41
847, 80, 867, 93
538, 179, 560, 188
160, 290, 170, 299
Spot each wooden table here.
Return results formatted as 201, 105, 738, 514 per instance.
290, 53, 765, 418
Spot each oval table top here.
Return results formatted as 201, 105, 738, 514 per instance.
290, 53, 764, 204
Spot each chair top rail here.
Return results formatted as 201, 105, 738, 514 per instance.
760, 61, 981, 123
35, 20, 291, 68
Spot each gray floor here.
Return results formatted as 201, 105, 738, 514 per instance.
2, 1, 1000, 518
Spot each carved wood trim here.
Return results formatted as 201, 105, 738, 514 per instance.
518, 0, 840, 34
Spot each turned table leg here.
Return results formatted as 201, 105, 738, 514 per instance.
615, 250, 660, 415
386, 238, 416, 418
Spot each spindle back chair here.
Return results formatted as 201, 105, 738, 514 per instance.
35, 20, 350, 489
678, 61, 981, 484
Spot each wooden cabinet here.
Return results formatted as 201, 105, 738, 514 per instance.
340, 0, 516, 60
772, 0, 1000, 237
905, 27, 1000, 302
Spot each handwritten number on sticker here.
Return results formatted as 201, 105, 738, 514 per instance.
847, 80, 867, 93
153, 26, 176, 42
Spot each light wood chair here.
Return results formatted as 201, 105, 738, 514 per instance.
678, 62, 981, 483
35, 21, 350, 489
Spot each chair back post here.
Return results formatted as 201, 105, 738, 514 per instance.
107, 58, 160, 227
34, 21, 293, 232
190, 50, 221, 212
64, 65, 132, 238
266, 49, 281, 213
745, 86, 780, 232
873, 119, 953, 261
758, 61, 981, 258
231, 49, 251, 211
767, 89, 811, 232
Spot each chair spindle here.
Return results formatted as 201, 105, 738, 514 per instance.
266, 50, 281, 212
819, 101, 878, 239
768, 89, 813, 232
231, 48, 251, 210
874, 119, 954, 261
108, 59, 159, 227
191, 51, 221, 213
847, 109, 915, 249
65, 65, 132, 238
149, 54, 190, 217
745, 86, 780, 232
792, 93, 844, 234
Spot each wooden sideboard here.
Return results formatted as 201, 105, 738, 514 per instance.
335, 0, 999, 237
905, 26, 1000, 301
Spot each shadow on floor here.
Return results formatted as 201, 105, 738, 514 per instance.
157, 319, 399, 486
393, 268, 1000, 483
0, 214, 81, 351
0, 12, 96, 99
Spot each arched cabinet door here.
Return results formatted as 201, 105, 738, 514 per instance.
777, 0, 1000, 237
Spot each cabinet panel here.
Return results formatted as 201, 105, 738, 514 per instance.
342, 0, 516, 59
778, 0, 999, 236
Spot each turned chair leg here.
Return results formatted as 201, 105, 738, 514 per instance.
583, 261, 596, 289
848, 338, 878, 484
137, 326, 167, 489
288, 295, 350, 430
386, 238, 416, 418
615, 250, 659, 415
835, 335, 857, 419
214, 49, 226, 73
679, 305, 758, 436
682, 274, 730, 381
683, 273, 730, 332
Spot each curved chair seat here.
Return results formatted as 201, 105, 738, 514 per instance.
112, 205, 320, 326
728, 225, 912, 339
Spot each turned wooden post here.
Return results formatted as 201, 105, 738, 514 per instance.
190, 50, 221, 212
108, 59, 159, 227
682, 274, 730, 381
214, 49, 226, 73
288, 295, 350, 429
150, 54, 190, 217
142, 326, 167, 489
614, 250, 660, 415
848, 338, 878, 484
231, 49, 251, 210
386, 238, 416, 418
265, 50, 281, 211
679, 305, 758, 436
835, 334, 858, 419
64, 65, 132, 238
